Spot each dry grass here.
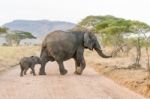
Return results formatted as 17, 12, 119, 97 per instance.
84, 48, 150, 98
0, 46, 40, 71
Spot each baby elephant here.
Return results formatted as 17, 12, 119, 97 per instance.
20, 56, 41, 77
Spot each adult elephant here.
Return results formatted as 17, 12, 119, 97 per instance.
39, 30, 111, 75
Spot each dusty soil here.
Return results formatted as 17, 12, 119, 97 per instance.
85, 49, 150, 98
93, 65, 150, 98
0, 59, 145, 99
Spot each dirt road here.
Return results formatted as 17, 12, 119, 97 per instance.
0, 59, 145, 99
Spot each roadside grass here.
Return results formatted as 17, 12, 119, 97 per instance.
0, 46, 40, 71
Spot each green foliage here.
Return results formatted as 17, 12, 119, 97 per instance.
79, 15, 150, 46
0, 27, 8, 34
79, 15, 150, 34
79, 15, 117, 28
79, 15, 100, 26
129, 21, 150, 33
5, 31, 36, 46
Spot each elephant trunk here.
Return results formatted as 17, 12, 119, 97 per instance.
94, 48, 112, 58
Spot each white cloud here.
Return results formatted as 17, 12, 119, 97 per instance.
0, 0, 150, 25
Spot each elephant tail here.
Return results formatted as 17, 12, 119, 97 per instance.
40, 42, 47, 57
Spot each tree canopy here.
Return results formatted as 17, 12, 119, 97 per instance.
78, 15, 150, 46
0, 27, 8, 34
79, 15, 150, 34
5, 30, 36, 46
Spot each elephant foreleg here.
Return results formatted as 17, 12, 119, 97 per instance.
31, 66, 36, 76
56, 61, 67, 75
74, 58, 80, 74
74, 57, 86, 75
74, 47, 86, 75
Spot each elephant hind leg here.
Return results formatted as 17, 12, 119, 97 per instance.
39, 51, 49, 75
39, 60, 48, 75
20, 66, 24, 77
24, 67, 29, 75
56, 61, 67, 75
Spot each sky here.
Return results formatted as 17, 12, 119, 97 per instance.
0, 0, 150, 26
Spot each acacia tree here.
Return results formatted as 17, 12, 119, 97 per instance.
79, 15, 150, 89
94, 17, 132, 56
79, 15, 150, 56
5, 30, 36, 46
128, 21, 150, 68
0, 27, 8, 34
79, 16, 131, 46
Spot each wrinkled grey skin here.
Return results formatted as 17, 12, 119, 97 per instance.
39, 30, 112, 75
20, 56, 41, 77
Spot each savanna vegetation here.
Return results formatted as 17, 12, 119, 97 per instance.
78, 15, 150, 67
0, 27, 8, 34
79, 15, 150, 46
5, 30, 36, 46
79, 15, 150, 98
0, 46, 40, 72
0, 27, 36, 46
0, 27, 38, 71
1, 15, 150, 98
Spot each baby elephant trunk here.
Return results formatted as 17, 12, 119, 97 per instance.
94, 48, 112, 58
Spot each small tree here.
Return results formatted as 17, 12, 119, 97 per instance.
0, 27, 8, 34
128, 21, 150, 68
5, 31, 36, 46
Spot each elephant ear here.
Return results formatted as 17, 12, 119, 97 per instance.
93, 36, 101, 49
31, 56, 36, 61
84, 33, 93, 50
31, 56, 38, 63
